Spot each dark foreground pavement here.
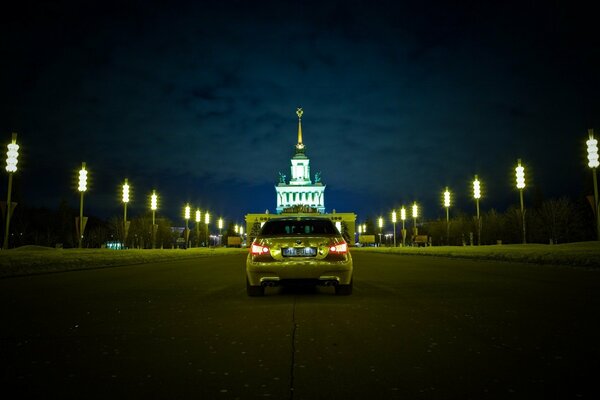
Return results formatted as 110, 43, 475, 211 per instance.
1, 252, 599, 399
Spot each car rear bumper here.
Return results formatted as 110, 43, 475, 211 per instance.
246, 255, 353, 286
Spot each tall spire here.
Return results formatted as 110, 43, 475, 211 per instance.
296, 107, 304, 151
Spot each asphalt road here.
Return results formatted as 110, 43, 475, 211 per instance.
1, 251, 599, 399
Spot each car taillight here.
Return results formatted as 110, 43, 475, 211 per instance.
328, 242, 348, 254
251, 243, 270, 256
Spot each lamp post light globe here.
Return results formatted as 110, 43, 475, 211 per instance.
3, 133, 19, 250
122, 179, 130, 246
150, 190, 158, 249
378, 217, 383, 246
400, 206, 407, 247
473, 175, 482, 245
195, 209, 201, 248
218, 218, 224, 247
183, 204, 191, 249
411, 202, 419, 245
515, 159, 527, 244
443, 187, 451, 245
587, 129, 600, 240
391, 210, 397, 247
76, 162, 88, 249
204, 212, 210, 247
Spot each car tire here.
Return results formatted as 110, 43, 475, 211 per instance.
335, 279, 353, 295
247, 278, 265, 297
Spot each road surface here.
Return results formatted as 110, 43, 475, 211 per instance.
1, 251, 598, 399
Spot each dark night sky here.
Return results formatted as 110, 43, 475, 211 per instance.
1, 0, 599, 226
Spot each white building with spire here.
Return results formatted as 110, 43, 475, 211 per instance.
275, 108, 326, 213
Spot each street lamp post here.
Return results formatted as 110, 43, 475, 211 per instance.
184, 204, 191, 249
218, 218, 224, 247
515, 159, 526, 244
150, 190, 158, 249
412, 202, 419, 245
378, 217, 383, 246
3, 133, 19, 250
473, 175, 481, 245
587, 129, 600, 240
391, 210, 397, 247
204, 212, 210, 247
195, 209, 201, 248
122, 179, 130, 247
77, 162, 88, 249
443, 187, 451, 245
400, 207, 406, 246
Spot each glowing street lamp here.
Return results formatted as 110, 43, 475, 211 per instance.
122, 179, 130, 245
443, 187, 451, 245
218, 218, 224, 246
400, 206, 407, 246
587, 129, 600, 240
3, 133, 19, 250
77, 162, 88, 249
412, 202, 419, 243
515, 159, 526, 244
391, 210, 397, 247
150, 190, 158, 249
195, 209, 201, 248
473, 175, 482, 245
378, 217, 383, 246
184, 204, 191, 249
204, 212, 210, 247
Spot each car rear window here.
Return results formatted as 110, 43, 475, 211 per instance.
260, 219, 338, 235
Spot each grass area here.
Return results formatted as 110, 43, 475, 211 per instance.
351, 241, 600, 267
0, 246, 247, 278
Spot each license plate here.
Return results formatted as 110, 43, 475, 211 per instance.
282, 247, 316, 257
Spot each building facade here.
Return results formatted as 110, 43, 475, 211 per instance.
244, 108, 356, 245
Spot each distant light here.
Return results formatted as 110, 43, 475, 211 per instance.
5, 134, 19, 173
587, 130, 599, 168
515, 159, 526, 189
151, 190, 158, 211
392, 210, 397, 223
443, 187, 451, 208
239, 226, 244, 235
235, 224, 239, 233
378, 217, 383, 228
400, 207, 406, 221
184, 204, 191, 220
78, 163, 87, 192
218, 218, 223, 230
205, 212, 210, 225
195, 209, 201, 223
473, 175, 481, 199
122, 179, 130, 203
412, 203, 418, 218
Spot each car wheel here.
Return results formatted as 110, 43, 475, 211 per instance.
335, 279, 353, 295
247, 278, 264, 297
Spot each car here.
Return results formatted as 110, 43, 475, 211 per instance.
246, 216, 353, 296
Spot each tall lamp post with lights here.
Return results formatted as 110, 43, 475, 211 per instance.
587, 129, 600, 240
473, 175, 481, 245
195, 209, 201, 248
184, 204, 191, 249
515, 159, 527, 244
122, 179, 130, 246
412, 202, 419, 245
204, 212, 210, 247
77, 163, 88, 249
443, 187, 451, 245
218, 218, 224, 247
391, 210, 397, 247
378, 217, 383, 246
150, 190, 158, 249
400, 207, 407, 247
3, 133, 19, 250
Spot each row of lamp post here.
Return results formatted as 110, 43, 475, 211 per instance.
3, 131, 600, 248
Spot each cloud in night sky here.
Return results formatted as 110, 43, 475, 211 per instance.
1, 0, 599, 223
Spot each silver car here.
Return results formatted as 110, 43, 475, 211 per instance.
246, 217, 353, 296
